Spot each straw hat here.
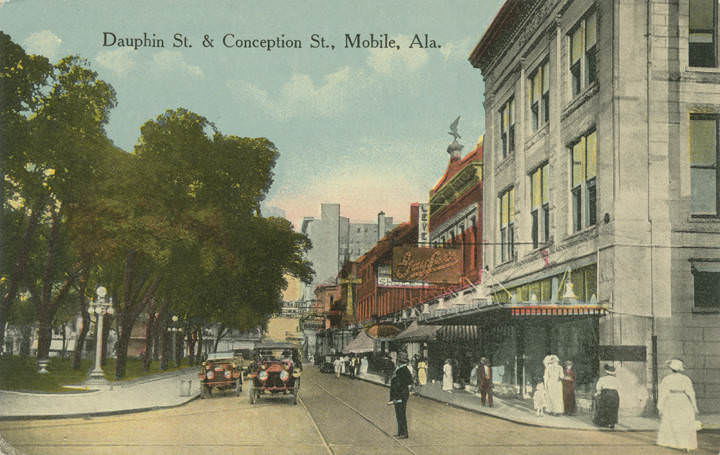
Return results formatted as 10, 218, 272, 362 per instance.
667, 358, 685, 372
604, 364, 616, 374
563, 360, 574, 367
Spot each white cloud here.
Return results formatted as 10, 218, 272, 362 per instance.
151, 50, 204, 79
23, 30, 62, 59
366, 34, 429, 75
96, 48, 137, 77
227, 66, 362, 120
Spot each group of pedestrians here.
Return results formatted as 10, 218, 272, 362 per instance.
332, 354, 368, 379
442, 357, 494, 407
533, 355, 577, 417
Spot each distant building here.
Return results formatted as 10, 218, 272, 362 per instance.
300, 203, 397, 301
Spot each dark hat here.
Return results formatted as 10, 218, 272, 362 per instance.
604, 364, 616, 374
397, 351, 409, 362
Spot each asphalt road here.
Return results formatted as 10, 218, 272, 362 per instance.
0, 367, 718, 455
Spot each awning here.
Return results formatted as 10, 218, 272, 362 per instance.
418, 301, 607, 326
393, 320, 442, 342
345, 330, 376, 353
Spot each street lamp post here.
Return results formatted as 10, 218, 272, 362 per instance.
88, 286, 113, 383
170, 315, 183, 366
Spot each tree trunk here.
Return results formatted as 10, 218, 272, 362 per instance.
159, 307, 170, 370
101, 313, 112, 368
174, 329, 183, 367
142, 312, 155, 371
0, 196, 45, 351
213, 325, 228, 353
196, 329, 204, 363
187, 329, 196, 365
72, 270, 90, 370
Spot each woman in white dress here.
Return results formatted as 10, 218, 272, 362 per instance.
657, 359, 699, 451
442, 359, 453, 392
360, 355, 369, 375
543, 355, 564, 415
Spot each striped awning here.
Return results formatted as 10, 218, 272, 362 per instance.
510, 304, 608, 317
418, 301, 607, 326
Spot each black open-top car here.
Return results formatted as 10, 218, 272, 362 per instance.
247, 342, 302, 405
198, 352, 243, 398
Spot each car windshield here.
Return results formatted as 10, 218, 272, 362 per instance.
256, 348, 296, 362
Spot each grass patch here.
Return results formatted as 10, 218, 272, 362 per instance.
0, 356, 193, 392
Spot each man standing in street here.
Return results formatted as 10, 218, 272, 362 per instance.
388, 351, 413, 439
478, 357, 493, 407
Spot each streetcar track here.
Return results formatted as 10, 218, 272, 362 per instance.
307, 379, 418, 455
297, 393, 334, 455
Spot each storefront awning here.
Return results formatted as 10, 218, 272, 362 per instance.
345, 330, 375, 353
418, 301, 608, 326
393, 321, 442, 343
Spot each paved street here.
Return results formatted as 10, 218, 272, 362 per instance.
1, 367, 718, 455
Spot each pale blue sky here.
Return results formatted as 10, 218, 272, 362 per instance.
0, 0, 504, 228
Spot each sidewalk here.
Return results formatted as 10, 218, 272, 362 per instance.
0, 368, 200, 420
354, 371, 720, 432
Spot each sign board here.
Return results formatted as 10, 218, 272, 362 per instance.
418, 202, 429, 246
392, 246, 462, 284
377, 264, 426, 288
598, 345, 647, 362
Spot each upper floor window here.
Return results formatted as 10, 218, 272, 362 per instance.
570, 130, 597, 232
500, 97, 515, 159
690, 114, 719, 215
692, 262, 720, 309
689, 0, 718, 67
569, 11, 598, 97
530, 163, 550, 248
529, 61, 550, 131
499, 186, 515, 262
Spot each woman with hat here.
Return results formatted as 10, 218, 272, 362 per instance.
657, 358, 699, 451
562, 360, 577, 415
592, 364, 620, 428
543, 355, 564, 415
442, 358, 453, 392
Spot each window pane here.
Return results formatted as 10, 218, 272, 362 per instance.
509, 98, 515, 124
542, 62, 549, 93
543, 204, 550, 241
501, 192, 508, 225
532, 169, 541, 207
573, 188, 582, 231
531, 210, 539, 249
690, 118, 717, 165
694, 271, 720, 307
587, 179, 597, 226
542, 165, 549, 203
691, 167, 718, 214
533, 71, 542, 102
587, 131, 597, 179
572, 138, 585, 186
586, 12, 597, 50
571, 26, 584, 63
509, 188, 514, 221
502, 106, 508, 131
690, 0, 715, 29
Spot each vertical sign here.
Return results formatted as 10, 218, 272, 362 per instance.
418, 202, 429, 247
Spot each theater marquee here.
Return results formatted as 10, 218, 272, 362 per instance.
392, 246, 462, 284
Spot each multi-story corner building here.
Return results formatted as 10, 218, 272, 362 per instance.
299, 203, 396, 302
467, 0, 720, 413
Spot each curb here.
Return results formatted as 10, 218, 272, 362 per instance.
0, 394, 200, 421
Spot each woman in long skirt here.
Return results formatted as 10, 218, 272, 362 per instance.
657, 359, 699, 451
543, 355, 564, 415
562, 360, 577, 415
417, 358, 427, 386
442, 359, 453, 392
593, 364, 620, 428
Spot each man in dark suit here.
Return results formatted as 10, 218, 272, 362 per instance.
388, 351, 413, 439
478, 357, 493, 407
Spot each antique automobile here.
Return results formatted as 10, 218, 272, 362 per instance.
198, 352, 243, 398
247, 343, 302, 405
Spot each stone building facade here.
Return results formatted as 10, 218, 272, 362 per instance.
470, 0, 720, 412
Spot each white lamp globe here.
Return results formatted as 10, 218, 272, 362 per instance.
96, 286, 107, 298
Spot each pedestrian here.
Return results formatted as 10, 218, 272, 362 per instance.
417, 356, 427, 387
657, 358, 699, 451
478, 357, 493, 407
562, 360, 577, 415
469, 362, 479, 393
352, 354, 360, 378
442, 358, 453, 392
388, 351, 413, 439
411, 355, 420, 386
533, 380, 547, 417
360, 355, 369, 375
333, 356, 342, 379
543, 354, 564, 415
592, 364, 620, 429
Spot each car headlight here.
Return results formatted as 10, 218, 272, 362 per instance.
280, 370, 289, 381
207, 371, 214, 380
224, 370, 231, 379
258, 370, 268, 381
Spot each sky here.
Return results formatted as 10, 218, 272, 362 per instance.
0, 0, 505, 229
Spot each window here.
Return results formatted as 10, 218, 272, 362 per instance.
689, 0, 717, 67
569, 11, 597, 97
499, 187, 515, 262
690, 114, 719, 215
530, 163, 550, 248
692, 262, 720, 309
499, 97, 515, 159
529, 61, 550, 131
570, 130, 597, 232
